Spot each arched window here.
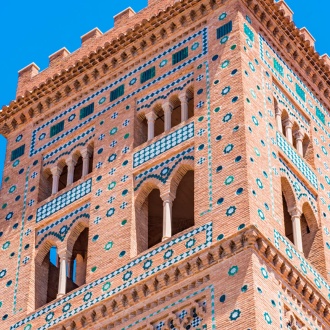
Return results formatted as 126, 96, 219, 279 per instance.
292, 122, 300, 150
281, 109, 289, 137
300, 203, 326, 276
68, 228, 89, 290
154, 105, 165, 138
135, 115, 148, 146
136, 188, 163, 254
169, 95, 181, 129
302, 134, 311, 158
282, 193, 294, 244
58, 162, 67, 192
73, 155, 83, 183
172, 170, 194, 236
38, 169, 53, 202
35, 245, 59, 309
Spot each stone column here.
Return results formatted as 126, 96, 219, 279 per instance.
66, 156, 77, 186
50, 167, 62, 195
161, 192, 175, 241
283, 119, 293, 144
294, 131, 304, 156
163, 102, 173, 132
275, 105, 282, 133
179, 93, 189, 122
81, 147, 92, 177
145, 111, 158, 140
57, 251, 71, 298
289, 207, 303, 253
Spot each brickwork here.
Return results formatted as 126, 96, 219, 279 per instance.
1, 0, 330, 329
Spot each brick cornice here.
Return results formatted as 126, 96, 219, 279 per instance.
40, 225, 330, 329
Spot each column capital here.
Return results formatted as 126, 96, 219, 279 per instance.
178, 92, 189, 103
160, 191, 176, 203
66, 155, 78, 166
145, 111, 157, 122
50, 166, 62, 176
283, 118, 293, 128
293, 130, 304, 141
163, 101, 173, 112
274, 106, 282, 116
58, 249, 72, 261
288, 207, 302, 218
81, 146, 93, 159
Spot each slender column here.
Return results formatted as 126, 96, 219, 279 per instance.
57, 251, 71, 298
145, 111, 158, 140
81, 148, 92, 177
179, 93, 189, 122
66, 156, 77, 186
294, 131, 304, 156
161, 192, 175, 241
289, 207, 303, 252
50, 167, 62, 195
163, 102, 173, 132
283, 119, 293, 144
275, 105, 282, 133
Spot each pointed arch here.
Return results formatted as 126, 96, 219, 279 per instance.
168, 160, 194, 198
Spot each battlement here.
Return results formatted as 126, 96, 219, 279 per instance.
2, 0, 330, 138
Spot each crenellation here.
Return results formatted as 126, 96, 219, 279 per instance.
80, 28, 103, 45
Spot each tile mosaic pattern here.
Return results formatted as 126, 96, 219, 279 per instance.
43, 135, 95, 167
276, 132, 318, 190
11, 223, 212, 329
36, 179, 92, 223
134, 147, 194, 191
30, 28, 208, 157
40, 127, 95, 160
133, 122, 194, 168
36, 203, 90, 248
136, 72, 194, 112
124, 285, 216, 329
259, 34, 330, 138
274, 230, 330, 298
13, 167, 30, 313
200, 61, 213, 216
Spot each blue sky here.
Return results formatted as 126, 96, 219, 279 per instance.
0, 0, 329, 183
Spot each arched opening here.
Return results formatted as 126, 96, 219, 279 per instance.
0, 134, 7, 189
282, 193, 294, 244
172, 170, 195, 235
68, 228, 89, 290
292, 122, 299, 150
301, 203, 326, 276
38, 169, 53, 202
154, 105, 164, 138
135, 115, 148, 146
87, 145, 94, 175
35, 245, 59, 309
136, 187, 163, 254
58, 163, 67, 192
170, 95, 181, 128
281, 109, 289, 138
73, 155, 83, 183
302, 134, 311, 158
281, 177, 296, 244
186, 86, 194, 119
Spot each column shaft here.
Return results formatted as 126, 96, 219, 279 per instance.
292, 215, 303, 252
57, 256, 67, 297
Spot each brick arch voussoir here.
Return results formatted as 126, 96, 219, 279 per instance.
302, 201, 319, 231
65, 219, 89, 257
35, 238, 62, 266
167, 160, 194, 198
135, 178, 164, 210
280, 176, 298, 211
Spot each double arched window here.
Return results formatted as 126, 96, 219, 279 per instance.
134, 165, 194, 254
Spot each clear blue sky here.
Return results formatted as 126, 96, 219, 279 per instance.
0, 0, 329, 183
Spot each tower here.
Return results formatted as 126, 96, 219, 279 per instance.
1, 0, 330, 329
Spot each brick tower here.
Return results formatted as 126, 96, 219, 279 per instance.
1, 0, 330, 328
